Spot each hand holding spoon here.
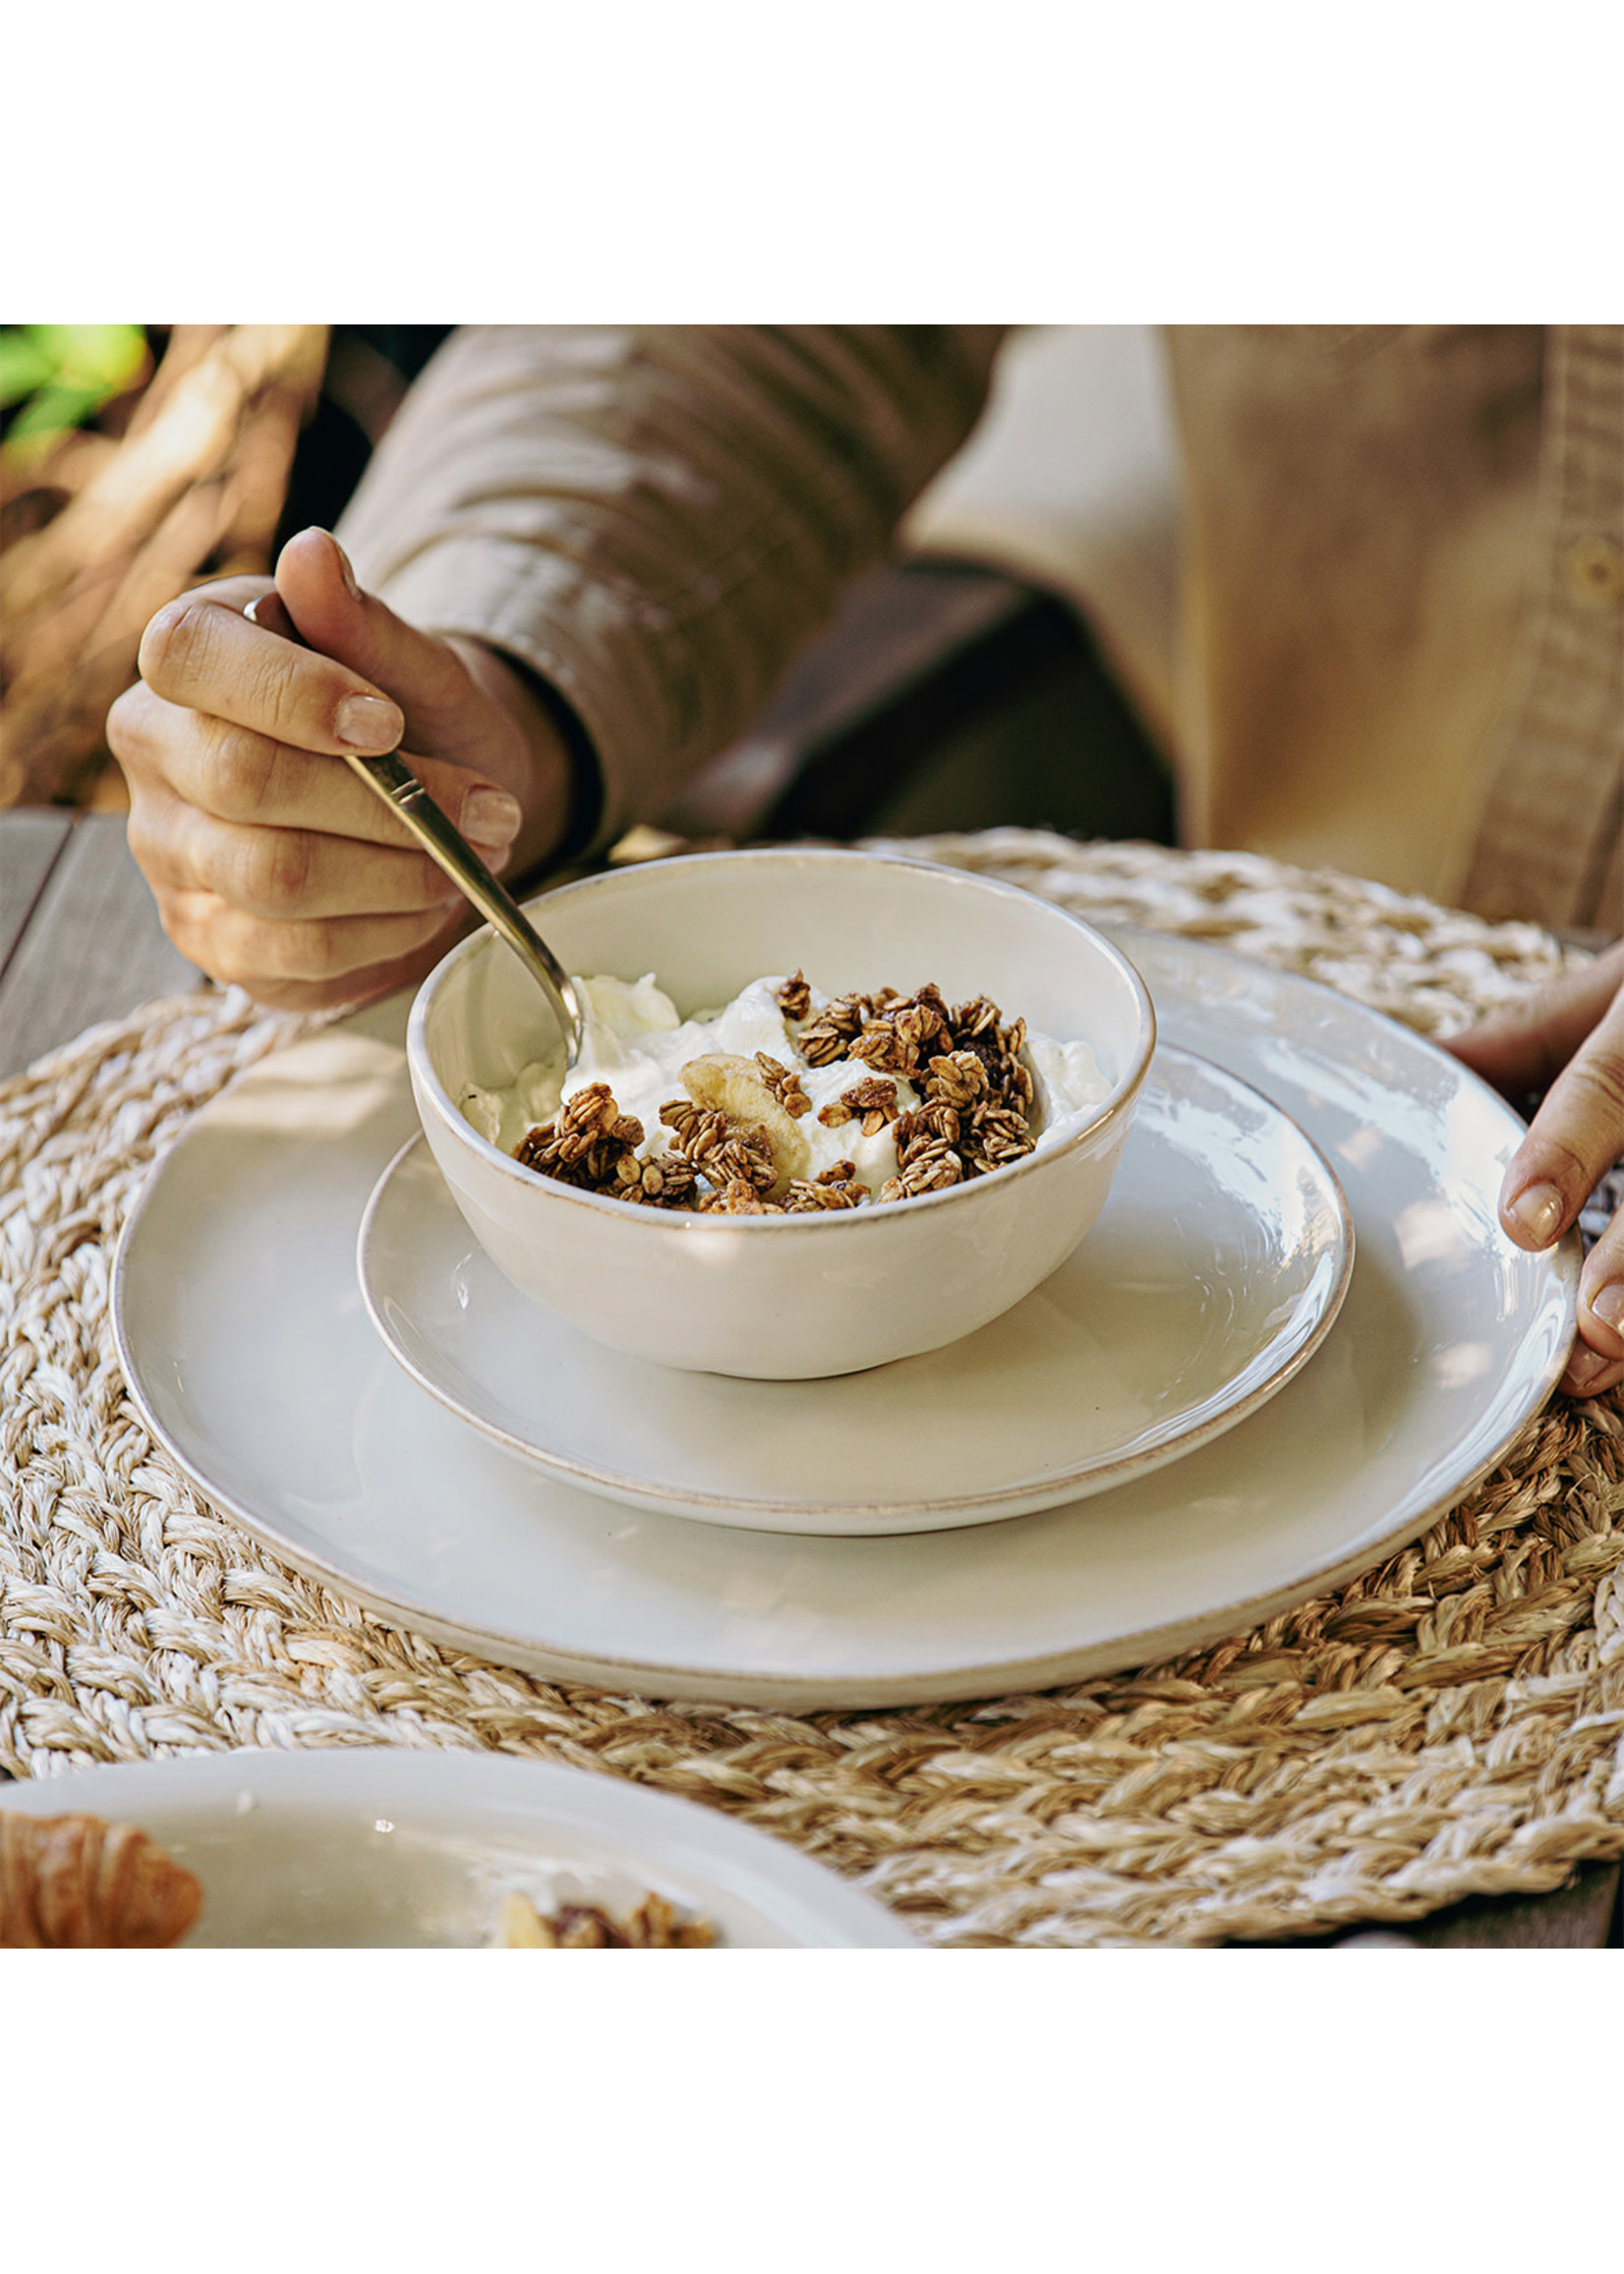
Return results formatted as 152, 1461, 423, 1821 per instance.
245, 591, 586, 1069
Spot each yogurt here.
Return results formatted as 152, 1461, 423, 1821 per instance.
459, 973, 1111, 1191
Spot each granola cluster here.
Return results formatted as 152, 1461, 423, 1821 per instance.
495, 1889, 716, 1948
787, 973, 1038, 1203
511, 972, 1037, 1214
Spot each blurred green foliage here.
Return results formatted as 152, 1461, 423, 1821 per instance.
0, 323, 148, 458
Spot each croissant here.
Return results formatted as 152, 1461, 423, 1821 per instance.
1, 1813, 203, 1949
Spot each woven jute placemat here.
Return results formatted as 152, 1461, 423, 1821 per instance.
3, 830, 1621, 1946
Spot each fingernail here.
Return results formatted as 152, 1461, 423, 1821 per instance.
336, 695, 404, 751
1562, 1344, 1608, 1392
1589, 1283, 1624, 1334
330, 535, 361, 600
1504, 1181, 1564, 1247
462, 787, 524, 844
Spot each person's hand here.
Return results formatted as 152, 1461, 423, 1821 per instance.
108, 525, 578, 1012
1445, 940, 1624, 1397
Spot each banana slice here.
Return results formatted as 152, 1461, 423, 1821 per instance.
493, 1891, 558, 1947
680, 1053, 810, 1195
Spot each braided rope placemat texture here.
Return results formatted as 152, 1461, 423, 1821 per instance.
3, 831, 1621, 1946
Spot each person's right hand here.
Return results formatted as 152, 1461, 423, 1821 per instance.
109, 526, 578, 1012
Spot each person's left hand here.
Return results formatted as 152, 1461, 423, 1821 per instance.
1445, 940, 1624, 1397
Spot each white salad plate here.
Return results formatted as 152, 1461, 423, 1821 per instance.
357, 1045, 1354, 1535
0, 1748, 912, 1947
109, 931, 1579, 1710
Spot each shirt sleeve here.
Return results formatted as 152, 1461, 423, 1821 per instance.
334, 325, 1004, 847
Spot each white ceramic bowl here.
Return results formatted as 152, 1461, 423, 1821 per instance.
407, 847, 1155, 1379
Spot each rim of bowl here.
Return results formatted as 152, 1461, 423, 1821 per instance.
407, 846, 1158, 1228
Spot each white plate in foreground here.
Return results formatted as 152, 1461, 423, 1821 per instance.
110, 933, 1578, 1708
0, 1750, 912, 1947
357, 1047, 1353, 1534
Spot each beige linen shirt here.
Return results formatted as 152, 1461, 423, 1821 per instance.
337, 324, 1622, 933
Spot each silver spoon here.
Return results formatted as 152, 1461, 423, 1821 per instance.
245, 592, 585, 1067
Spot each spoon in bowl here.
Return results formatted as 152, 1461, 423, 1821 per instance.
245, 592, 586, 1069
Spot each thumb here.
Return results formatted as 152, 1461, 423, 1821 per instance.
274, 526, 472, 753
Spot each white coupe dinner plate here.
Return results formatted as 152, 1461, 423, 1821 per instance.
0, 1749, 911, 1947
110, 934, 1579, 1709
356, 1046, 1354, 1535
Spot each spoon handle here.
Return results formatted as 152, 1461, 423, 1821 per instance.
244, 593, 584, 1052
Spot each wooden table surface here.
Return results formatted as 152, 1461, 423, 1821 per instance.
1, 808, 200, 1079
2, 805, 1618, 1951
